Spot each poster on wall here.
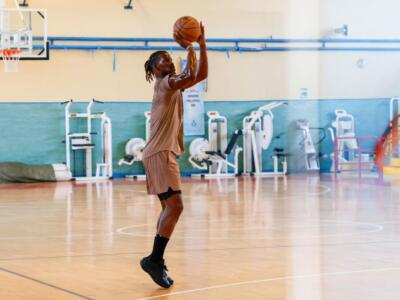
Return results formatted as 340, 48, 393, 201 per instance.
181, 59, 206, 136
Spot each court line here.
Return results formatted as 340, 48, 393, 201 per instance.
0, 266, 94, 300
0, 219, 383, 241
116, 220, 384, 240
1, 238, 400, 262
306, 184, 331, 196
185, 184, 332, 200
137, 267, 400, 300
113, 183, 332, 198
0, 223, 149, 241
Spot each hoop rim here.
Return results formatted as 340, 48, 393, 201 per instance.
0, 49, 23, 57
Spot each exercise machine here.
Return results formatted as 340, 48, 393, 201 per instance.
189, 111, 242, 177
64, 99, 112, 181
292, 119, 325, 172
242, 102, 287, 176
328, 109, 359, 172
118, 111, 151, 179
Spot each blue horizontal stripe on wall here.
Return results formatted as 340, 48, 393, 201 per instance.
34, 36, 400, 52
0, 99, 390, 177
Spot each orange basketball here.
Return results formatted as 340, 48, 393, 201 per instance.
173, 16, 201, 43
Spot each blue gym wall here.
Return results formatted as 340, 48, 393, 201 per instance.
0, 98, 390, 177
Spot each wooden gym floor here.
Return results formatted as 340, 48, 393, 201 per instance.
0, 175, 399, 300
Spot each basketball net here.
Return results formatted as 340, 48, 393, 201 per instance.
0, 49, 22, 72
0, 0, 26, 72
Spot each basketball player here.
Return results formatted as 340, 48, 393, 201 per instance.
140, 23, 208, 288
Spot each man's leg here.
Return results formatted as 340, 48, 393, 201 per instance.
157, 193, 184, 238
149, 193, 183, 264
154, 200, 174, 285
157, 200, 166, 231
141, 192, 183, 288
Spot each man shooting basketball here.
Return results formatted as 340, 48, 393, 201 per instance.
140, 21, 208, 289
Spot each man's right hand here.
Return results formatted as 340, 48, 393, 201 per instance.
197, 22, 206, 46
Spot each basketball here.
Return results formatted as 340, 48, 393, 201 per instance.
173, 16, 201, 43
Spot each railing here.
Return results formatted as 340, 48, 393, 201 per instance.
375, 114, 400, 173
31, 36, 400, 52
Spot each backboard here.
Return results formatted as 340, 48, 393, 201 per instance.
0, 7, 48, 60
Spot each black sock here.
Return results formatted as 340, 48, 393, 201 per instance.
150, 234, 169, 262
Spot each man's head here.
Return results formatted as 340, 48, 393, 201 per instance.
144, 51, 176, 82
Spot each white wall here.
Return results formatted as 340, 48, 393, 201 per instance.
320, 0, 400, 38
319, 0, 400, 99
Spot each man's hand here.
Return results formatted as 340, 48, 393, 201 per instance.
197, 22, 206, 46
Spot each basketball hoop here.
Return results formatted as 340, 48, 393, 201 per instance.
0, 49, 22, 72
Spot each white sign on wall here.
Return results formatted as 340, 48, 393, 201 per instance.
181, 59, 206, 136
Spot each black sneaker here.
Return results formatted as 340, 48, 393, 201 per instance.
140, 256, 171, 288
141, 256, 174, 285
163, 263, 174, 285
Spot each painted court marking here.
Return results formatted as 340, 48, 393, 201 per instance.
116, 220, 384, 240
137, 267, 400, 300
0, 266, 94, 300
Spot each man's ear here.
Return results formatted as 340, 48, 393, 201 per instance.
152, 64, 158, 75
153, 58, 162, 72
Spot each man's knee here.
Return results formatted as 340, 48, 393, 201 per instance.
167, 195, 184, 215
175, 199, 184, 214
